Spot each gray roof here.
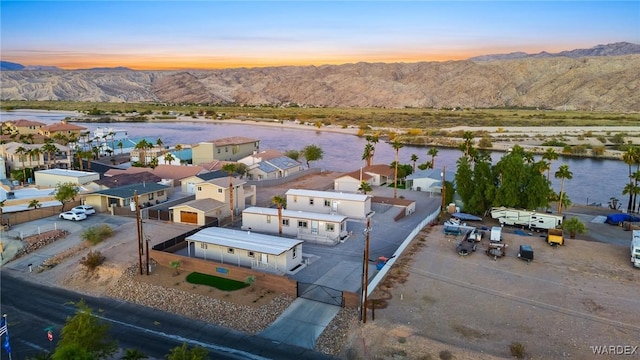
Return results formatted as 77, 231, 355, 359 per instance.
186, 227, 302, 255
91, 182, 169, 198
286, 189, 369, 202
256, 161, 278, 173
196, 170, 228, 181
243, 206, 348, 223
266, 156, 301, 170
406, 168, 456, 182
170, 198, 225, 212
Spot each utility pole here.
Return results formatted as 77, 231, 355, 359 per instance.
441, 165, 446, 212
361, 216, 371, 323
134, 191, 143, 275
145, 237, 150, 275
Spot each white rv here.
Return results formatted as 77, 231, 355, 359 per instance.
489, 207, 563, 230
632, 230, 640, 268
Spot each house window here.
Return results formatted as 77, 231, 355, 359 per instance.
218, 188, 223, 193
292, 246, 297, 259
298, 220, 308, 228
217, 148, 221, 154
225, 147, 228, 153
200, 243, 208, 249
248, 251, 255, 258
326, 223, 335, 232
158, 190, 165, 196
293, 196, 297, 203
197, 186, 202, 191
283, 219, 290, 227
227, 248, 234, 254
149, 192, 154, 200
309, 198, 314, 205
266, 215, 271, 224
324, 199, 331, 207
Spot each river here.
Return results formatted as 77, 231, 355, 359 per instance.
0, 110, 631, 208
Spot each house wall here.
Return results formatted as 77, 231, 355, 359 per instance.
334, 177, 360, 192
241, 211, 346, 240
170, 206, 219, 225
192, 141, 259, 164
190, 240, 300, 272
84, 195, 110, 213
411, 178, 440, 192
287, 194, 371, 219
84, 190, 168, 213
180, 175, 204, 193
34, 172, 100, 187
196, 183, 245, 214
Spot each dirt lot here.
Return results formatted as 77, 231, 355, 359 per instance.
341, 221, 640, 360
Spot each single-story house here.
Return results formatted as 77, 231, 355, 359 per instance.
405, 168, 456, 193
334, 164, 395, 192
238, 149, 284, 167
169, 198, 225, 225
247, 156, 303, 181
286, 189, 372, 220
185, 227, 304, 275
241, 206, 349, 244
85, 171, 162, 192
84, 182, 170, 212
34, 169, 100, 187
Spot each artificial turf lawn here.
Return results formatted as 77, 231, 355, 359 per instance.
185, 272, 249, 291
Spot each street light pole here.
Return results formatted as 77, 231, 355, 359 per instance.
441, 165, 446, 212
134, 191, 143, 275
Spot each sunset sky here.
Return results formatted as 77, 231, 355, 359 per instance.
1, 1, 638, 70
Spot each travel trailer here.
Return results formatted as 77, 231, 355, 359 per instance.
489, 207, 563, 230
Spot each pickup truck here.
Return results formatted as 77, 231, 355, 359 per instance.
456, 231, 477, 256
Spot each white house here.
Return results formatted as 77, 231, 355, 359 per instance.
34, 169, 100, 187
334, 164, 395, 192
405, 168, 456, 193
241, 206, 349, 245
246, 156, 303, 181
185, 227, 304, 275
286, 189, 372, 220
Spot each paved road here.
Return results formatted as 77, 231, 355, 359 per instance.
0, 272, 338, 360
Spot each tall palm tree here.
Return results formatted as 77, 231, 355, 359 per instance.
428, 148, 438, 169
410, 154, 418, 172
156, 138, 164, 149
14, 146, 27, 183
542, 148, 559, 180
26, 148, 35, 171
117, 141, 124, 155
621, 146, 637, 212
164, 152, 175, 165
134, 139, 150, 165
175, 144, 183, 164
391, 140, 403, 199
365, 134, 379, 165
362, 143, 374, 167
461, 131, 474, 156
30, 147, 43, 170
358, 181, 372, 195
221, 163, 237, 225
555, 164, 573, 214
42, 141, 58, 169
271, 195, 287, 236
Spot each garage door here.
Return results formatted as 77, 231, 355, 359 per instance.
180, 211, 198, 224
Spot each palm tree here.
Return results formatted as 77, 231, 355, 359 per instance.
117, 141, 124, 155
621, 146, 637, 212
134, 139, 151, 165
149, 157, 159, 169
461, 131, 474, 156
156, 138, 164, 149
271, 195, 287, 236
365, 134, 379, 165
28, 199, 42, 209
410, 154, 418, 172
25, 148, 36, 174
555, 164, 573, 214
391, 140, 403, 199
428, 148, 439, 169
42, 141, 58, 169
542, 148, 559, 180
164, 152, 175, 165
362, 143, 374, 167
221, 163, 237, 225
15, 146, 28, 183
358, 181, 372, 195
175, 144, 183, 164
622, 181, 640, 214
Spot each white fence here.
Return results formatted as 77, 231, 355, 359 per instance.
367, 206, 441, 297
3, 223, 62, 240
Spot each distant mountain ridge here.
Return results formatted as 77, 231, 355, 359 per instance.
1, 43, 639, 111
469, 42, 640, 61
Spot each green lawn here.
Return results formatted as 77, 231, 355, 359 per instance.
185, 272, 249, 291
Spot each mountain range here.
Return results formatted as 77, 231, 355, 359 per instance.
1, 42, 639, 111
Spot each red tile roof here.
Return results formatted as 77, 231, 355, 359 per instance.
6, 119, 46, 127
205, 137, 258, 146
40, 122, 87, 132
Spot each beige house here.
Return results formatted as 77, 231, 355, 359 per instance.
34, 169, 99, 187
84, 182, 169, 213
38, 122, 87, 139
286, 189, 372, 220
4, 119, 46, 135
246, 156, 303, 181
241, 206, 349, 245
2, 142, 73, 177
185, 227, 304, 275
171, 177, 256, 224
179, 170, 227, 193
334, 164, 395, 192
192, 137, 259, 164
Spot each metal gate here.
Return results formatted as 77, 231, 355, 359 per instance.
297, 282, 343, 306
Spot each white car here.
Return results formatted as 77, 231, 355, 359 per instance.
72, 205, 96, 215
59, 211, 87, 221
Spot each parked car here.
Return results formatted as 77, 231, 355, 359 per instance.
59, 211, 87, 221
456, 231, 477, 256
72, 205, 96, 215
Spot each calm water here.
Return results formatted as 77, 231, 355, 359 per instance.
1, 110, 630, 207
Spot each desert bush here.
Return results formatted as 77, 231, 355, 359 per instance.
510, 342, 526, 359
439, 350, 453, 360
478, 136, 493, 148
82, 224, 113, 245
80, 250, 105, 270
597, 136, 607, 143
591, 146, 606, 156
